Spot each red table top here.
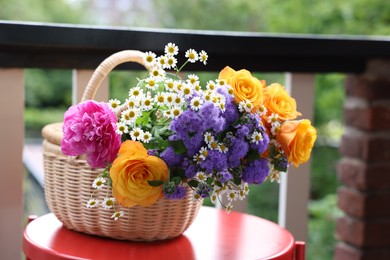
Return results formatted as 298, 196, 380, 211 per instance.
23, 206, 295, 260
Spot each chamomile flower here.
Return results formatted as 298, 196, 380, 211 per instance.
140, 131, 152, 143
193, 192, 202, 201
171, 106, 183, 118
181, 84, 193, 98
185, 49, 198, 63
267, 113, 280, 126
193, 153, 202, 164
238, 100, 254, 113
125, 97, 140, 109
210, 193, 218, 205
111, 211, 125, 221
157, 55, 168, 68
130, 127, 144, 141
196, 171, 206, 181
164, 92, 175, 105
173, 94, 185, 106
129, 86, 144, 98
121, 108, 140, 124
92, 177, 106, 189
143, 51, 156, 67
154, 92, 166, 106
217, 79, 227, 87
199, 50, 208, 65
116, 122, 129, 135
208, 140, 219, 150
226, 203, 233, 214
166, 55, 177, 69
163, 110, 172, 118
140, 95, 154, 111
187, 74, 199, 86
190, 96, 203, 111
217, 143, 229, 153
257, 105, 268, 117
164, 78, 175, 92
204, 132, 214, 144
164, 42, 179, 56
108, 99, 121, 111
149, 67, 165, 80
102, 197, 115, 209
251, 131, 263, 144
86, 199, 99, 208
206, 80, 216, 91
227, 190, 238, 201
199, 147, 209, 160
145, 77, 158, 90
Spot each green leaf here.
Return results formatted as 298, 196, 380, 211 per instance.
206, 177, 214, 185
246, 149, 261, 162
169, 140, 187, 154
148, 180, 164, 187
188, 179, 199, 188
171, 176, 182, 185
171, 167, 186, 180
136, 111, 151, 126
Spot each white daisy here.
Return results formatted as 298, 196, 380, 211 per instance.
206, 80, 216, 91
121, 108, 140, 124
102, 197, 115, 209
187, 74, 199, 86
227, 190, 238, 201
251, 131, 263, 144
92, 177, 106, 189
226, 203, 233, 214
164, 42, 179, 56
171, 106, 183, 118
199, 147, 208, 160
238, 100, 253, 113
257, 105, 268, 117
210, 193, 218, 205
185, 49, 198, 63
108, 99, 121, 111
217, 143, 229, 153
154, 92, 166, 106
130, 127, 144, 141
166, 55, 178, 69
125, 97, 140, 109
180, 84, 193, 98
140, 131, 152, 143
157, 55, 168, 68
204, 132, 214, 144
190, 96, 203, 111
111, 211, 125, 221
196, 171, 206, 181
199, 50, 208, 65
208, 140, 219, 150
149, 67, 165, 80
143, 51, 157, 67
140, 95, 154, 111
116, 122, 129, 135
164, 78, 176, 92
86, 199, 99, 208
129, 86, 144, 98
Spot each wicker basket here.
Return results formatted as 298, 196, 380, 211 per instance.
41, 50, 202, 241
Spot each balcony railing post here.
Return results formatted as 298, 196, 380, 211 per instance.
278, 73, 315, 242
0, 69, 24, 259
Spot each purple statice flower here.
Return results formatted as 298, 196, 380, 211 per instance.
199, 102, 225, 133
147, 149, 159, 156
61, 100, 121, 168
216, 87, 240, 127
227, 137, 249, 168
236, 124, 251, 139
160, 146, 183, 167
242, 158, 270, 184
185, 164, 198, 178
163, 182, 187, 199
219, 169, 233, 183
200, 150, 228, 174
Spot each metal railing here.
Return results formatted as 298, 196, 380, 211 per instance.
1, 20, 389, 259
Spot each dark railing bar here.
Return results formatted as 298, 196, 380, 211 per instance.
1, 21, 390, 72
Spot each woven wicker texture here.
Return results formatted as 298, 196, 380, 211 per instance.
42, 50, 202, 241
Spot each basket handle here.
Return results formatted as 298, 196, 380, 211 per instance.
81, 50, 145, 102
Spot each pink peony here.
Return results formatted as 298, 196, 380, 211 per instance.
61, 100, 121, 168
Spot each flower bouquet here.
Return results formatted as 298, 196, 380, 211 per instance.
42, 43, 316, 241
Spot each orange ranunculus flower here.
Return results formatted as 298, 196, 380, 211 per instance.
218, 66, 266, 111
110, 140, 169, 207
264, 83, 302, 121
276, 119, 317, 167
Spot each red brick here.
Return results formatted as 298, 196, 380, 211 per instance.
344, 105, 390, 131
338, 186, 390, 218
338, 159, 390, 190
336, 216, 390, 247
340, 134, 390, 162
335, 242, 390, 260
345, 75, 390, 101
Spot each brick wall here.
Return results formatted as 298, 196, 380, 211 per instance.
335, 59, 390, 260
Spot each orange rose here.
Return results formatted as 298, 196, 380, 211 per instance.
110, 140, 169, 207
264, 83, 301, 121
276, 119, 317, 167
218, 66, 265, 111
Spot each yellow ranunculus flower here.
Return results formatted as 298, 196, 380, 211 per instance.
264, 83, 301, 121
219, 66, 265, 111
110, 140, 169, 207
276, 119, 317, 167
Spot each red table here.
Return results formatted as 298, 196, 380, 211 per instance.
23, 206, 305, 260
